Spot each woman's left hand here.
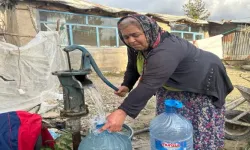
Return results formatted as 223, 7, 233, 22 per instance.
100, 109, 127, 132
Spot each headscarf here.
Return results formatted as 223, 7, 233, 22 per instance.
117, 14, 164, 50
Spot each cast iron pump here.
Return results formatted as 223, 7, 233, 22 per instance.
52, 45, 118, 150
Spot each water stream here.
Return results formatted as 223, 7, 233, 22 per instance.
84, 84, 106, 132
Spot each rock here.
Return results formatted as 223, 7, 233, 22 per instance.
42, 112, 60, 119
132, 136, 138, 141
241, 65, 250, 71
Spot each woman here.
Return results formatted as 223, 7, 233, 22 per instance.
101, 14, 233, 150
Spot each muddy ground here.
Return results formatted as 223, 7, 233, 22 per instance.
80, 66, 250, 150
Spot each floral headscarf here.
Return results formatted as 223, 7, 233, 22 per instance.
117, 14, 164, 50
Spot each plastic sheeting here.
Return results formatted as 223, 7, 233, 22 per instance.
193, 34, 224, 59
0, 31, 67, 113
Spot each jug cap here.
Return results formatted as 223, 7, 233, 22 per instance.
164, 99, 183, 109
96, 123, 105, 129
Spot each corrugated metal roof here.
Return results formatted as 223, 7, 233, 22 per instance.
37, 0, 137, 13
146, 13, 208, 24
207, 20, 224, 24
230, 18, 250, 24
36, 0, 208, 25
208, 18, 250, 25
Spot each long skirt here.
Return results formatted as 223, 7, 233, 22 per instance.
156, 87, 225, 150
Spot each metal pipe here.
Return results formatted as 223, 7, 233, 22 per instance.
66, 52, 72, 71
72, 131, 81, 150
134, 127, 149, 135
66, 118, 81, 150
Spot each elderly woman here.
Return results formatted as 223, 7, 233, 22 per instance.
101, 14, 233, 150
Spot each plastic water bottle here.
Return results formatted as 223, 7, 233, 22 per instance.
78, 124, 133, 150
150, 99, 193, 150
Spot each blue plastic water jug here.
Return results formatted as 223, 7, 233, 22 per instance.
78, 124, 133, 150
150, 99, 193, 150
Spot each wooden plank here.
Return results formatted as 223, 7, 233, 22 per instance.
226, 97, 246, 111
231, 111, 250, 121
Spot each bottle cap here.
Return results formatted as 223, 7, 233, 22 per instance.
96, 123, 105, 129
164, 99, 183, 109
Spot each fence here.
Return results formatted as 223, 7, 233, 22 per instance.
223, 27, 250, 60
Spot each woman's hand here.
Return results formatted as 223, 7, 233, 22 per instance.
114, 86, 129, 97
100, 109, 127, 132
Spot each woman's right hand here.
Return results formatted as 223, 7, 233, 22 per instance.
114, 86, 129, 97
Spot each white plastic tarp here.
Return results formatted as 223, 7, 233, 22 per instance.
194, 34, 224, 59
0, 31, 67, 113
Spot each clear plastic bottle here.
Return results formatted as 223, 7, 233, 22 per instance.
78, 124, 133, 150
150, 99, 193, 150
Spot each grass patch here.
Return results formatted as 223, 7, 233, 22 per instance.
41, 131, 73, 150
